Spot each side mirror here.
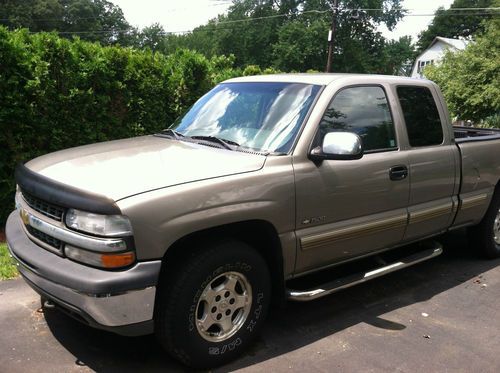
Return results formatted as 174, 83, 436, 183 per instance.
309, 132, 363, 161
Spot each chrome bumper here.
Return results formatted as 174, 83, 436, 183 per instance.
6, 211, 161, 335
11, 250, 156, 326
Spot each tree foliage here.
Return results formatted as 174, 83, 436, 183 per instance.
416, 0, 496, 52
162, 0, 409, 73
424, 18, 500, 124
137, 23, 166, 51
272, 18, 329, 71
0, 0, 133, 45
0, 0, 413, 73
382, 36, 414, 75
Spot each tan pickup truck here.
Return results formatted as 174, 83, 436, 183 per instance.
6, 74, 500, 368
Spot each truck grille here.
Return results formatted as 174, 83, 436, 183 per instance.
26, 225, 63, 252
21, 190, 65, 221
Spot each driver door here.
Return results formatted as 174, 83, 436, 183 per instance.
293, 85, 410, 274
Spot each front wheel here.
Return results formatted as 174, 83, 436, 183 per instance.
155, 241, 271, 368
469, 191, 500, 259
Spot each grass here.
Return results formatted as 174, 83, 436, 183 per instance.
0, 242, 18, 280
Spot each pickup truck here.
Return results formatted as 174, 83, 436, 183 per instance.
6, 74, 500, 368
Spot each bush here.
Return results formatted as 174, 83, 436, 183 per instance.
424, 18, 500, 124
242, 65, 263, 76
0, 27, 243, 225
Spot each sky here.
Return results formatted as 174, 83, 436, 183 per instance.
111, 0, 456, 41
378, 0, 455, 40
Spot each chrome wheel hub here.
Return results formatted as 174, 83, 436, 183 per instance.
196, 271, 252, 342
494, 208, 500, 245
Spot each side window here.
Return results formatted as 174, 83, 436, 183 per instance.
318, 86, 397, 152
397, 86, 443, 147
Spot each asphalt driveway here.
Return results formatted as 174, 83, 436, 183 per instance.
0, 230, 499, 372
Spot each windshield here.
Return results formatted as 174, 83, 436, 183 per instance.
171, 82, 321, 153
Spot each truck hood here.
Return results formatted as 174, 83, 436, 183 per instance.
26, 136, 266, 201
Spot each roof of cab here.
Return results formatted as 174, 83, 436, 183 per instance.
223, 73, 426, 86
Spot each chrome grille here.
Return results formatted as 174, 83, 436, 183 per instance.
26, 225, 63, 252
21, 190, 65, 221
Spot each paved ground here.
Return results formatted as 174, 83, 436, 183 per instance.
1, 230, 499, 373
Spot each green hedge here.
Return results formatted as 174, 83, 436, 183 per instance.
0, 28, 249, 226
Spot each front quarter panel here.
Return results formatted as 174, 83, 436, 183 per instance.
117, 156, 296, 275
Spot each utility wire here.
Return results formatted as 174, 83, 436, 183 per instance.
14, 7, 499, 36
2, 7, 499, 22
0, 1, 232, 22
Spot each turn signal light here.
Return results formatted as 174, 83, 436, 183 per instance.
101, 252, 136, 268
65, 245, 135, 269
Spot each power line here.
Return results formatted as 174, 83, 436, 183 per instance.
403, 11, 499, 16
0, 1, 232, 22
144, 7, 499, 26
17, 7, 499, 36
434, 7, 500, 11
206, 9, 329, 25
1, 7, 499, 22
19, 9, 328, 33
173, 10, 500, 34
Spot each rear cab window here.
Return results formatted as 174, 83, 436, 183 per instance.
396, 86, 444, 147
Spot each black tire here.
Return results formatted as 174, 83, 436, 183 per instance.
469, 190, 500, 259
155, 240, 271, 369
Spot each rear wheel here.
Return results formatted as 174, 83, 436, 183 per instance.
469, 191, 500, 259
155, 241, 271, 368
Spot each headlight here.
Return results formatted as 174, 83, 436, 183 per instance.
65, 209, 133, 237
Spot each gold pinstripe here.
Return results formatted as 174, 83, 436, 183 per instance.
460, 194, 488, 210
409, 203, 453, 224
301, 214, 407, 251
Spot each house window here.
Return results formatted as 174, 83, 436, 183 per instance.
417, 60, 424, 74
417, 60, 435, 74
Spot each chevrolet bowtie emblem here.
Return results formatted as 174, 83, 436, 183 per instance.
20, 208, 30, 226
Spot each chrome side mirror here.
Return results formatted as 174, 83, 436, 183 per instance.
310, 132, 363, 161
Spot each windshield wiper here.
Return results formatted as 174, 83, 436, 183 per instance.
190, 135, 239, 150
156, 129, 185, 140
155, 131, 240, 151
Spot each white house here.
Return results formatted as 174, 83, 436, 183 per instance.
411, 37, 470, 79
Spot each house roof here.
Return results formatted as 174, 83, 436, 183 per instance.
411, 36, 471, 76
430, 37, 470, 51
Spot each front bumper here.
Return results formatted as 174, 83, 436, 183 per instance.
5, 211, 162, 336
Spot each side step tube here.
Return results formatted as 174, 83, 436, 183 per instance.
287, 242, 443, 302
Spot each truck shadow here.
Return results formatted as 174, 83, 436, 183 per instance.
43, 229, 500, 372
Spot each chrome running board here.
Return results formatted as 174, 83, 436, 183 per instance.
287, 242, 443, 302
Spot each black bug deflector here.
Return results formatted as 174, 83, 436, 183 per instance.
15, 163, 121, 215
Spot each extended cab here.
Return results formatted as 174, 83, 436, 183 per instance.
6, 74, 500, 368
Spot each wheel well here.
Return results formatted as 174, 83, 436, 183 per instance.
159, 220, 286, 307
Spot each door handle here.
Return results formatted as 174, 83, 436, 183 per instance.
389, 165, 408, 181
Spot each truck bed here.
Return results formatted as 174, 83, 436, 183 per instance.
452, 125, 500, 228
454, 125, 500, 143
